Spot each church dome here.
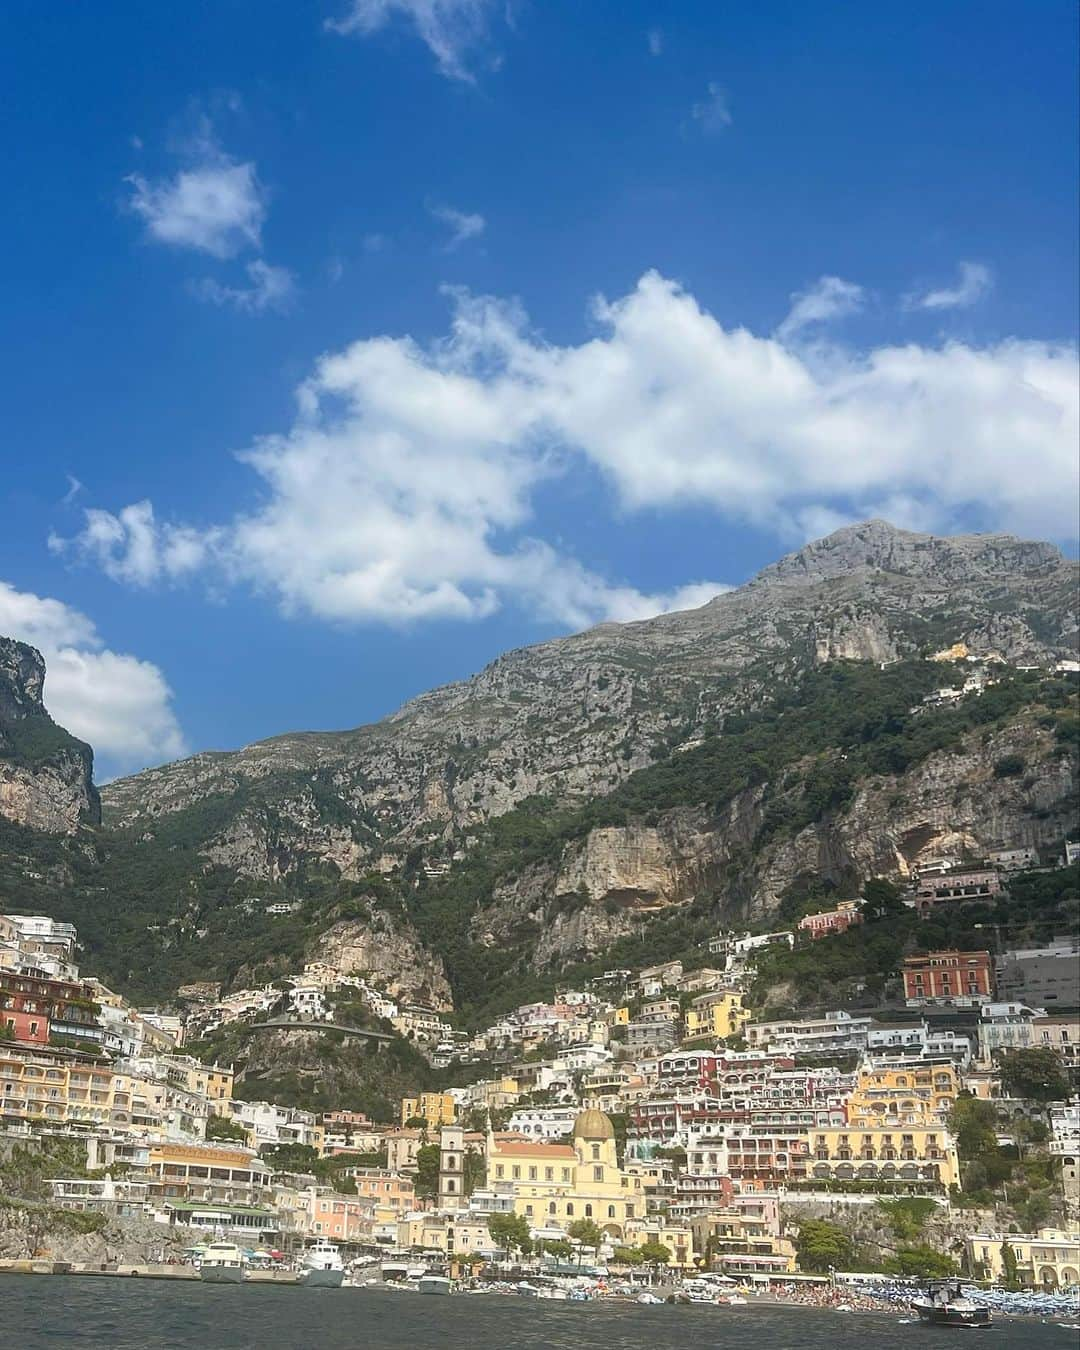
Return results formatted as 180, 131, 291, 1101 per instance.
573, 1109, 615, 1140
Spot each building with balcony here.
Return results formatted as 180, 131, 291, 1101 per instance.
845, 1063, 961, 1128
913, 866, 1001, 916
683, 991, 749, 1042
903, 950, 995, 1005
966, 1228, 1080, 1288
808, 1125, 960, 1190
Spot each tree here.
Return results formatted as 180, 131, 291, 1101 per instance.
1000, 1241, 1020, 1291
542, 1238, 573, 1262
795, 1218, 853, 1272
205, 1115, 249, 1143
998, 1048, 1070, 1103
948, 1095, 999, 1159
640, 1240, 672, 1270
462, 1148, 486, 1196
567, 1217, 603, 1265
885, 1246, 957, 1279
487, 1211, 533, 1260
653, 1145, 687, 1175
612, 1245, 644, 1266
413, 1144, 441, 1201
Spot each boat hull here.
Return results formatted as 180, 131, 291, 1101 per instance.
915, 1306, 992, 1327
199, 1266, 244, 1284
301, 1266, 345, 1289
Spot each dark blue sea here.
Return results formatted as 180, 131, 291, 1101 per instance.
2, 1280, 1078, 1349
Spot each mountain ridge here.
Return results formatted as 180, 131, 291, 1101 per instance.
0, 519, 1076, 1015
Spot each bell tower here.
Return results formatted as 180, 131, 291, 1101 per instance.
438, 1123, 465, 1209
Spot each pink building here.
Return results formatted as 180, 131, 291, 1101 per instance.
798, 901, 863, 940
308, 1191, 374, 1241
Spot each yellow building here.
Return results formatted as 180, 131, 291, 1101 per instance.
689, 1208, 797, 1276
845, 1063, 960, 1127
809, 1124, 960, 1190
396, 1213, 493, 1256
623, 1217, 697, 1269
0, 1046, 148, 1132
611, 1007, 630, 1027
683, 991, 750, 1042
966, 1229, 1080, 1288
492, 1109, 644, 1238
401, 1093, 456, 1128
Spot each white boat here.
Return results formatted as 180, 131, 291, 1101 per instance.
418, 1275, 453, 1296
199, 1241, 245, 1284
636, 1291, 663, 1305
912, 1280, 992, 1328
300, 1237, 346, 1289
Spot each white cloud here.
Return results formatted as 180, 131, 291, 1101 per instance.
126, 156, 264, 258
54, 271, 1079, 637
776, 275, 864, 341
647, 28, 663, 56
907, 260, 993, 311
0, 581, 186, 775
429, 202, 485, 251
192, 260, 297, 313
61, 474, 84, 505
51, 501, 211, 587
691, 82, 732, 134
327, 0, 497, 82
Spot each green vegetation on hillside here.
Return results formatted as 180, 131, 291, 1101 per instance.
408, 664, 1075, 1020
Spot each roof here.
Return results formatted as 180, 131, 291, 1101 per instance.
574, 1108, 615, 1140
491, 1138, 576, 1159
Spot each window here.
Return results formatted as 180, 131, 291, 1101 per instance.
561, 1168, 571, 1182
584, 1204, 593, 1217
593, 1166, 603, 1182
566, 1203, 574, 1216
512, 1166, 521, 1180
544, 1167, 553, 1181
528, 1166, 537, 1180
608, 1205, 616, 1218
591, 1144, 601, 1161
495, 1165, 504, 1179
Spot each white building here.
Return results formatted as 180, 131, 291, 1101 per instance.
505, 1107, 579, 1140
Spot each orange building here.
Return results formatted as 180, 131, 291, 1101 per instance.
903, 950, 995, 1003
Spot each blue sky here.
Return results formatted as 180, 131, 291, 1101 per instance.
1, 1, 1077, 780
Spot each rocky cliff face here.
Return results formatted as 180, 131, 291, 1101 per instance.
100, 521, 1079, 887
479, 713, 1078, 971
312, 911, 452, 1009
0, 638, 99, 834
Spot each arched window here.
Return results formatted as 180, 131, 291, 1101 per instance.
584, 1204, 593, 1217
607, 1205, 615, 1218
548, 1201, 557, 1214
566, 1203, 574, 1216
446, 1179, 456, 1193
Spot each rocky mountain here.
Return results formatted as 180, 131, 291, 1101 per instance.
0, 637, 99, 834
101, 520, 1078, 872
0, 520, 1076, 1016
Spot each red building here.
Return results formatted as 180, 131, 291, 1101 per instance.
0, 1004, 50, 1043
903, 950, 995, 1004
0, 971, 100, 1046
798, 901, 863, 940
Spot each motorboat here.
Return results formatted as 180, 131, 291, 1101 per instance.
418, 1274, 453, 1295
636, 1291, 664, 1305
198, 1241, 245, 1284
913, 1279, 992, 1328
300, 1237, 346, 1288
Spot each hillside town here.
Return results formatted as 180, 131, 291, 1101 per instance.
3, 844, 1078, 1298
